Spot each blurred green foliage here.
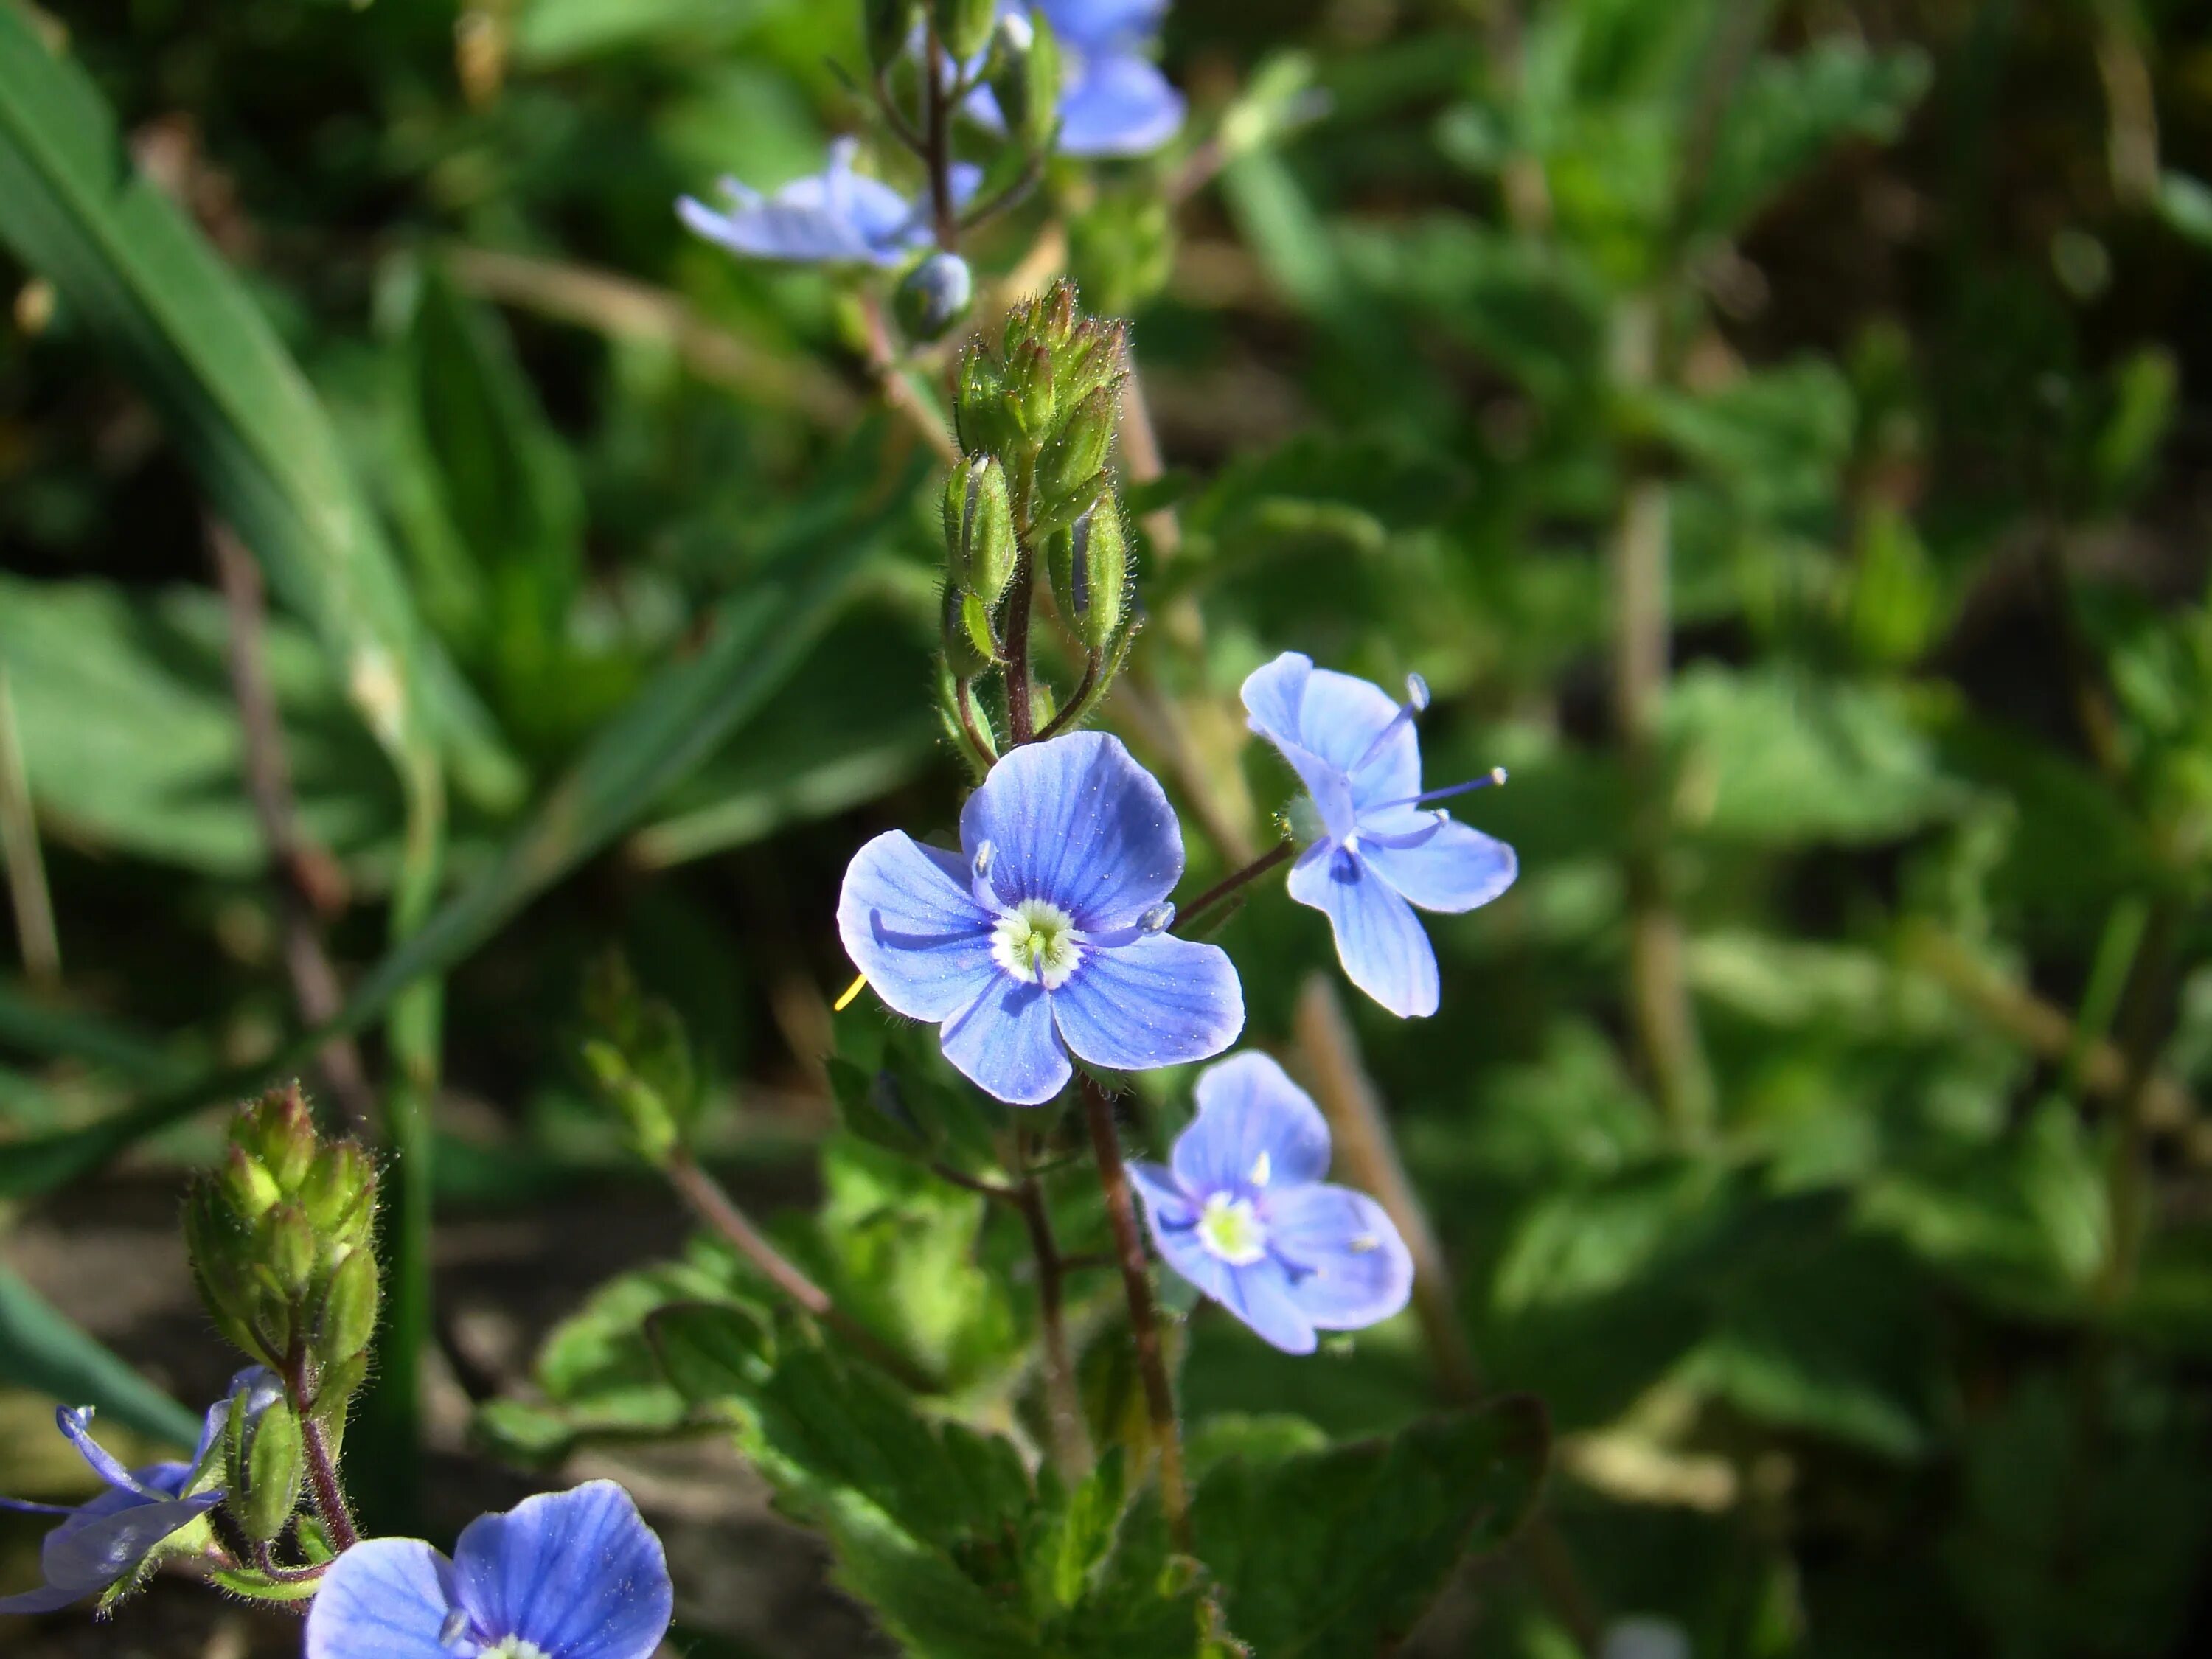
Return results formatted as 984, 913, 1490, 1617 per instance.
5, 0, 2212, 1653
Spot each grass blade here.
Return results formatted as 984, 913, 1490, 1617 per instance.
0, 1264, 203, 1449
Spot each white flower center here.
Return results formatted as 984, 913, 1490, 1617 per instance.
992, 898, 1081, 990
481, 1640, 550, 1659
1197, 1192, 1268, 1266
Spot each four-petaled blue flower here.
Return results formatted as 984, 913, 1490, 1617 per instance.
839, 731, 1244, 1105
1130, 1051, 1413, 1354
303, 1481, 672, 1659
1242, 651, 1518, 1018
0, 1371, 271, 1615
975, 1, 1186, 156
678, 137, 980, 266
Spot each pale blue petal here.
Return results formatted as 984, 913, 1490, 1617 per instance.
305, 1538, 459, 1659
1242, 653, 1419, 822
941, 976, 1071, 1105
1239, 651, 1315, 755
1265, 1183, 1413, 1332
1357, 816, 1518, 914
35, 1489, 217, 1607
55, 1408, 164, 1500
838, 832, 998, 1022
1138, 1185, 1240, 1310
959, 733, 1183, 931
1034, 0, 1168, 50
677, 139, 933, 267
1129, 1159, 1198, 1228
1057, 52, 1186, 156
1172, 1051, 1331, 1198
1217, 1261, 1319, 1354
0, 1579, 83, 1615
1051, 934, 1243, 1075
1288, 844, 1439, 1018
453, 1482, 672, 1659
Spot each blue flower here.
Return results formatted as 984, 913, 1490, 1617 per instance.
1130, 1051, 1412, 1354
973, 1, 1185, 157
303, 1481, 672, 1659
0, 1371, 269, 1615
838, 731, 1244, 1105
678, 137, 981, 266
1242, 651, 1518, 1018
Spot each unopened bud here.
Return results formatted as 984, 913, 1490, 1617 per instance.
942, 456, 1018, 604
894, 251, 974, 343
237, 1085, 316, 1192
989, 8, 1061, 152
953, 347, 1015, 456
1037, 385, 1116, 509
217, 1144, 283, 1222
226, 1382, 302, 1545
931, 0, 996, 60
313, 1247, 380, 1376
1048, 505, 1130, 651
863, 0, 919, 70
296, 1141, 375, 1245
942, 585, 998, 680
1007, 338, 1057, 437
259, 1205, 317, 1301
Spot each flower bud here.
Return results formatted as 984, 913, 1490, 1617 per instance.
894, 251, 974, 344
296, 1142, 375, 1249
942, 456, 1017, 604
941, 585, 998, 680
989, 7, 1061, 152
953, 347, 1015, 457
863, 0, 919, 70
217, 1144, 283, 1222
1006, 338, 1057, 438
1048, 504, 1130, 652
1037, 385, 1116, 509
312, 1245, 381, 1380
236, 1084, 318, 1193
225, 1380, 302, 1545
931, 0, 996, 60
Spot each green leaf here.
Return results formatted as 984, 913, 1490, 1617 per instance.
1190, 1398, 1549, 1659
514, 0, 788, 66
0, 9, 515, 809
0, 440, 922, 1197
1694, 42, 1932, 235
0, 1264, 203, 1449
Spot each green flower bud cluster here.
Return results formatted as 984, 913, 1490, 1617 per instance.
939, 282, 1142, 744
184, 1085, 380, 1419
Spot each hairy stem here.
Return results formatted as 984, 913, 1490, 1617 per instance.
1004, 545, 1039, 745
1173, 840, 1294, 936
667, 1150, 939, 1393
1079, 1078, 1189, 1548
209, 520, 377, 1136
922, 22, 959, 252
297, 1411, 359, 1554
1010, 1132, 1092, 1475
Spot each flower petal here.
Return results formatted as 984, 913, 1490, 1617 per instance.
35, 1489, 218, 1610
1035, 0, 1169, 50
1056, 52, 1186, 156
305, 1538, 461, 1659
941, 977, 1071, 1105
1288, 844, 1440, 1018
1266, 1183, 1413, 1332
452, 1482, 673, 1659
959, 733, 1183, 931
1241, 653, 1419, 817
1357, 816, 1518, 914
1129, 1159, 1198, 1229
1214, 1260, 1320, 1354
1171, 1051, 1332, 1198
838, 832, 998, 1022
1051, 934, 1244, 1077
55, 1408, 164, 1501
677, 139, 929, 267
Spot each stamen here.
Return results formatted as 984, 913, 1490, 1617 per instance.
1351, 672, 1431, 774
833, 973, 868, 1013
1138, 900, 1175, 934
1349, 1233, 1380, 1254
969, 841, 1001, 910
1250, 1151, 1272, 1188
439, 1609, 474, 1653
1374, 766, 1509, 813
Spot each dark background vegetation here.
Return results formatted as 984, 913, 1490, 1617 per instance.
7, 0, 2212, 1654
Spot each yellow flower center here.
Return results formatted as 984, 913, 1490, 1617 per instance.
1197, 1193, 1268, 1266
992, 899, 1080, 990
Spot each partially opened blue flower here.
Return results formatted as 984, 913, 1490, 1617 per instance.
678, 137, 980, 266
1130, 1051, 1412, 1354
0, 1372, 265, 1615
970, 1, 1185, 156
304, 1481, 672, 1659
839, 731, 1243, 1105
1242, 651, 1518, 1018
